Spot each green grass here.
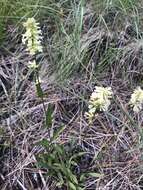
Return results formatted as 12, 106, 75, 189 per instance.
0, 0, 71, 42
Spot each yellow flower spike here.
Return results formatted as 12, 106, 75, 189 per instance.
22, 17, 42, 55
90, 86, 113, 111
129, 86, 143, 113
85, 86, 113, 122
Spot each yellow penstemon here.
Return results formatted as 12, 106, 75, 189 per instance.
22, 17, 42, 55
22, 17, 43, 85
129, 86, 143, 113
85, 86, 113, 122
28, 60, 39, 69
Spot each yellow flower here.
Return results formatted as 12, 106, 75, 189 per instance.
28, 60, 38, 69
22, 17, 42, 55
129, 86, 143, 113
85, 107, 96, 123
85, 86, 113, 122
90, 86, 113, 111
35, 77, 42, 85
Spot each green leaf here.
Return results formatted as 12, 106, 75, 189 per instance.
77, 187, 85, 190
70, 161, 78, 166
70, 174, 78, 185
37, 160, 48, 169
54, 144, 64, 155
36, 82, 43, 98
57, 172, 64, 187
79, 174, 86, 182
38, 139, 50, 147
87, 172, 104, 178
56, 181, 63, 188
53, 163, 68, 176
69, 182, 77, 190
69, 152, 86, 164
46, 104, 54, 128
51, 125, 66, 141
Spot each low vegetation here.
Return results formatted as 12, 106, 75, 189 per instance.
1, 0, 143, 189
